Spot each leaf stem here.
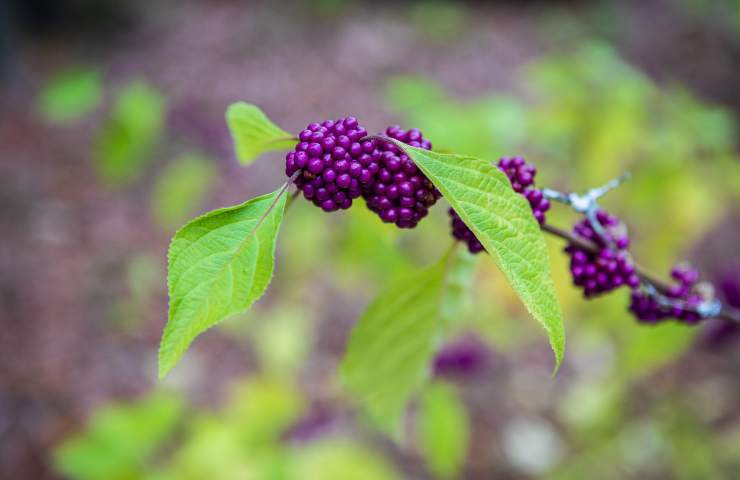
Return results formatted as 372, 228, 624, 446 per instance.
250, 181, 291, 236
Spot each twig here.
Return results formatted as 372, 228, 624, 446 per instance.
541, 223, 740, 325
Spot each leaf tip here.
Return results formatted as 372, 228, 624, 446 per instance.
550, 336, 565, 377
157, 346, 175, 381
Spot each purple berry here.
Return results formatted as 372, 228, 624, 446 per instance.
433, 335, 491, 378
288, 117, 379, 211
496, 157, 550, 224
362, 126, 440, 229
565, 210, 634, 298
629, 264, 708, 325
449, 208, 484, 254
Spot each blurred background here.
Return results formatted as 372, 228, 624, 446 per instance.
1, 0, 740, 478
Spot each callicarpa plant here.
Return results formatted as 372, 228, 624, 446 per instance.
159, 102, 740, 433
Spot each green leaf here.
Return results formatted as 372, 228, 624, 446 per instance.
340, 256, 449, 435
151, 152, 217, 231
159, 185, 289, 378
94, 81, 165, 187
37, 68, 102, 123
398, 144, 565, 371
418, 382, 470, 479
226, 102, 296, 165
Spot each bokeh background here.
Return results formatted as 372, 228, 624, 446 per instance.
2, 0, 740, 478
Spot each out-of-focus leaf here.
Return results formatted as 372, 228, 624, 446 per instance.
94, 82, 165, 187
151, 153, 217, 231
53, 394, 183, 480
385, 77, 526, 158
225, 377, 304, 444
127, 252, 164, 307
340, 256, 448, 435
159, 186, 288, 378
658, 403, 723, 480
250, 308, 314, 377
619, 322, 695, 379
226, 102, 295, 165
385, 76, 447, 113
166, 417, 268, 479
400, 145, 565, 371
37, 68, 102, 123
336, 205, 413, 284
167, 378, 299, 479
441, 245, 477, 326
418, 382, 470, 479
292, 439, 402, 480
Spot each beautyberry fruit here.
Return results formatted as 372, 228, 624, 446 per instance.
362, 126, 440, 229
565, 210, 638, 297
286, 117, 378, 212
449, 208, 484, 253
629, 264, 705, 324
497, 156, 550, 225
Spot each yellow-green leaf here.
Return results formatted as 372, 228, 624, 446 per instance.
418, 382, 470, 479
226, 102, 296, 165
340, 257, 448, 435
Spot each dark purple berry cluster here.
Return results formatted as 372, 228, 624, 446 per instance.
362, 126, 441, 229
449, 208, 484, 253
497, 156, 550, 225
433, 335, 490, 378
629, 265, 704, 324
566, 210, 639, 297
286, 117, 378, 212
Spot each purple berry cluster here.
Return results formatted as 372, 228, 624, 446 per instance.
629, 265, 704, 324
449, 208, 484, 253
362, 126, 441, 228
497, 156, 550, 225
433, 335, 490, 378
566, 210, 639, 297
286, 117, 378, 212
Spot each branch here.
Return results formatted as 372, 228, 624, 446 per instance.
541, 223, 740, 325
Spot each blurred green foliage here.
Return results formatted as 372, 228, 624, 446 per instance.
417, 382, 470, 479
94, 82, 166, 187
54, 394, 184, 480
341, 255, 450, 436
107, 253, 165, 331
150, 152, 216, 231
55, 360, 401, 480
37, 68, 103, 123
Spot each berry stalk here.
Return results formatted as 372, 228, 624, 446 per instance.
541, 223, 740, 324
